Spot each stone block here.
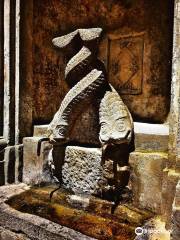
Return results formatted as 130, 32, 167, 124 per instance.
161, 169, 179, 228
0, 227, 30, 240
23, 137, 52, 185
129, 151, 168, 214
62, 146, 105, 194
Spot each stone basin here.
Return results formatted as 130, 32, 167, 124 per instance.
0, 183, 153, 240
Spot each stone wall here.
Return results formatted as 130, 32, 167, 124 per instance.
161, 0, 180, 229
31, 0, 173, 128
0, 0, 3, 136
1, 0, 174, 144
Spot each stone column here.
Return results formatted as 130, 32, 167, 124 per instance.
4, 0, 15, 145
162, 0, 180, 228
169, 0, 180, 171
0, 0, 4, 136
15, 0, 20, 144
18, 0, 33, 142
4, 0, 33, 145
1, 0, 33, 185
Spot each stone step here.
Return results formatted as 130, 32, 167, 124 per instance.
23, 137, 52, 185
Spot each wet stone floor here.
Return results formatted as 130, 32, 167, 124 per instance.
6, 185, 153, 240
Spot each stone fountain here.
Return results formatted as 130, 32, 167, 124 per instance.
0, 28, 152, 240
46, 27, 134, 199
0, 1, 179, 236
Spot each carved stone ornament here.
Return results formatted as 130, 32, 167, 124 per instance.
99, 85, 133, 146
47, 28, 134, 196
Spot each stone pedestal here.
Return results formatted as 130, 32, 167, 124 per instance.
23, 137, 52, 185
62, 146, 105, 194
129, 151, 168, 214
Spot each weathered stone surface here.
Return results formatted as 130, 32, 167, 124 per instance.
168, 0, 180, 171
5, 185, 153, 239
161, 169, 179, 228
23, 137, 43, 184
23, 137, 52, 185
0, 0, 3, 135
171, 180, 180, 238
173, 180, 180, 207
171, 180, 180, 240
171, 211, 180, 240
62, 146, 105, 194
0, 226, 30, 240
0, 184, 94, 240
48, 69, 106, 142
129, 152, 168, 213
0, 183, 30, 203
32, 0, 173, 126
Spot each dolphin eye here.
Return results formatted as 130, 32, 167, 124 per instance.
100, 124, 109, 136
58, 128, 65, 135
55, 125, 66, 136
100, 125, 107, 134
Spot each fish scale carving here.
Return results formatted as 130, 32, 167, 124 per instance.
48, 28, 108, 142
99, 85, 133, 145
48, 27, 133, 148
